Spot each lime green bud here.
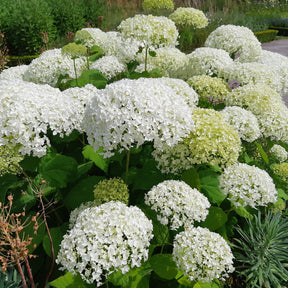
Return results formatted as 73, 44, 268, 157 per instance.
74, 30, 93, 45
271, 163, 288, 183
93, 178, 129, 205
0, 145, 24, 176
62, 42, 87, 58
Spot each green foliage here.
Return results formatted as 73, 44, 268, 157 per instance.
232, 211, 288, 287
0, 268, 21, 288
254, 29, 279, 42
49, 271, 93, 288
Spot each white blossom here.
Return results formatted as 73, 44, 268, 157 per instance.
0, 65, 28, 81
57, 201, 153, 286
219, 163, 278, 208
173, 226, 234, 282
76, 28, 108, 48
270, 144, 288, 163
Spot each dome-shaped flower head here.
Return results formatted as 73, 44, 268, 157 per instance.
0, 145, 24, 176
62, 42, 87, 59
219, 163, 278, 208
117, 14, 178, 48
270, 144, 288, 163
75, 28, 108, 48
169, 7, 208, 29
57, 201, 153, 286
144, 180, 210, 230
173, 226, 234, 282
81, 77, 195, 158
142, 0, 174, 10
0, 65, 28, 81
220, 106, 261, 142
186, 47, 233, 78
271, 162, 288, 184
204, 24, 262, 62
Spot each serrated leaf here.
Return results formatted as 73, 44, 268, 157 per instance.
49, 271, 93, 288
235, 206, 253, 219
82, 145, 109, 173
150, 254, 178, 280
201, 206, 227, 231
63, 176, 105, 209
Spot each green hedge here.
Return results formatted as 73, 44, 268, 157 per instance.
269, 26, 288, 36
8, 55, 39, 67
254, 29, 279, 43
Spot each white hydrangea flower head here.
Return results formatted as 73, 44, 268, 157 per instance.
0, 65, 28, 81
222, 62, 283, 94
187, 75, 230, 102
142, 0, 174, 10
89, 55, 126, 80
0, 80, 87, 157
256, 50, 288, 95
204, 24, 262, 62
102, 31, 141, 64
270, 144, 288, 163
23, 48, 86, 87
173, 226, 234, 282
135, 47, 189, 79
169, 7, 208, 29
82, 77, 195, 158
220, 106, 261, 142
225, 84, 288, 143
186, 47, 233, 78
219, 163, 278, 208
77, 27, 108, 48
183, 108, 241, 168
117, 14, 178, 48
56, 201, 153, 286
145, 180, 210, 230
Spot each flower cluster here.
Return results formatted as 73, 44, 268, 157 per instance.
62, 42, 87, 58
183, 108, 241, 168
225, 84, 288, 143
186, 47, 233, 77
57, 201, 153, 286
0, 145, 24, 176
145, 180, 210, 230
169, 7, 208, 29
23, 48, 86, 87
117, 14, 178, 48
75, 28, 108, 48
222, 62, 283, 93
0, 80, 87, 157
219, 163, 278, 208
93, 178, 129, 205
270, 144, 288, 163
187, 75, 230, 102
271, 162, 288, 183
90, 55, 126, 80
173, 226, 234, 282
204, 24, 262, 62
0, 65, 28, 81
220, 106, 261, 142
142, 0, 174, 10
135, 47, 189, 79
82, 77, 195, 158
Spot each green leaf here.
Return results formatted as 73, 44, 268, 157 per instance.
198, 170, 226, 205
77, 161, 94, 177
150, 254, 178, 280
201, 206, 227, 231
82, 145, 109, 173
49, 271, 93, 288
255, 142, 269, 165
39, 153, 78, 188
0, 174, 19, 203
193, 280, 220, 288
20, 155, 40, 172
235, 206, 253, 218
43, 223, 69, 258
148, 50, 156, 57
277, 188, 288, 200
63, 176, 105, 209
181, 167, 201, 190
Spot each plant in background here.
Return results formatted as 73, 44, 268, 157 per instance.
270, 144, 288, 163
232, 211, 288, 288
142, 0, 174, 12
0, 32, 9, 72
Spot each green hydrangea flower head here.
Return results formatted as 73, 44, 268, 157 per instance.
142, 0, 174, 10
183, 108, 241, 168
187, 75, 230, 102
74, 30, 93, 45
271, 162, 288, 183
62, 42, 88, 59
0, 145, 24, 176
93, 178, 129, 205
169, 7, 208, 29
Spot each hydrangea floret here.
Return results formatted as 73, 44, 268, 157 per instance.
142, 0, 174, 10
204, 24, 262, 62
89, 55, 126, 80
169, 7, 208, 29
173, 226, 234, 282
220, 106, 261, 142
186, 47, 233, 78
219, 163, 278, 208
144, 180, 210, 230
56, 201, 153, 286
0, 65, 28, 81
270, 144, 288, 163
117, 14, 178, 48
0, 145, 24, 176
187, 75, 230, 102
81, 77, 195, 158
